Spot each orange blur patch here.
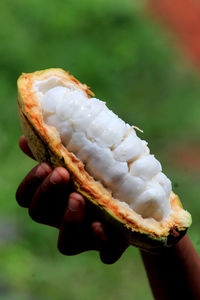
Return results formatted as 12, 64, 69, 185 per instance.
148, 0, 200, 68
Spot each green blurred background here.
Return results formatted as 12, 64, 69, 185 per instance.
0, 0, 199, 299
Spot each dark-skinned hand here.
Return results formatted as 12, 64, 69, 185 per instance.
16, 136, 128, 264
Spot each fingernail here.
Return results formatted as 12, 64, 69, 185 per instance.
56, 167, 70, 182
68, 198, 82, 212
92, 222, 108, 243
50, 170, 62, 184
36, 163, 51, 179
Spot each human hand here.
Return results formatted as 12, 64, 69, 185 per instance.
16, 136, 128, 264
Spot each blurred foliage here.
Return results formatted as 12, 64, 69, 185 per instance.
0, 0, 199, 299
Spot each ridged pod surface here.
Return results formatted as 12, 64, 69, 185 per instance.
17, 68, 192, 252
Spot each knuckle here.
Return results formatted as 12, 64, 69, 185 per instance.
57, 226, 84, 256
102, 257, 117, 265
100, 251, 118, 264
57, 238, 75, 256
28, 201, 45, 224
28, 206, 40, 223
15, 185, 29, 208
15, 188, 23, 206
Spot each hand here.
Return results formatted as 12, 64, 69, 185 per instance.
16, 136, 128, 264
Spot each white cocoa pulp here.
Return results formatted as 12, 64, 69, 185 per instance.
34, 77, 171, 221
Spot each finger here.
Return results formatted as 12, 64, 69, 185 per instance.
92, 222, 128, 264
19, 135, 35, 160
29, 167, 71, 228
16, 163, 52, 208
58, 195, 97, 255
91, 222, 108, 243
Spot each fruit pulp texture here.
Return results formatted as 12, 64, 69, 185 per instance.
34, 78, 171, 221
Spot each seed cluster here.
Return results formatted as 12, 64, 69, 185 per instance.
35, 78, 171, 221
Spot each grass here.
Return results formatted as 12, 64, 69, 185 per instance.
0, 0, 199, 299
